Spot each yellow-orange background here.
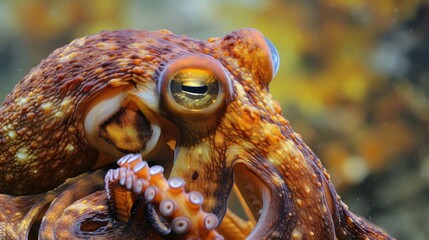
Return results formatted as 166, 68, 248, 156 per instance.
0, 1, 427, 239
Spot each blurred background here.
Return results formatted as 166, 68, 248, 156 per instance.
0, 0, 427, 239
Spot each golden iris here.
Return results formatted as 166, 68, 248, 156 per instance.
169, 69, 220, 110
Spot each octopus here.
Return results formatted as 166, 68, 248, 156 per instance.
0, 28, 394, 239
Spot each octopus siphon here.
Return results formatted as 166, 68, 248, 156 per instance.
0, 28, 394, 239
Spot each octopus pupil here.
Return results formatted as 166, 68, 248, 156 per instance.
182, 84, 208, 95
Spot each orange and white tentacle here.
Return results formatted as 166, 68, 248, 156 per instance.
105, 154, 223, 240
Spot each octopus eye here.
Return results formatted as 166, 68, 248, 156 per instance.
264, 37, 280, 77
159, 54, 232, 121
169, 69, 219, 110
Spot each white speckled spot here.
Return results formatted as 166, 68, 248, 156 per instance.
291, 228, 302, 239
60, 52, 78, 62
304, 185, 311, 194
75, 38, 86, 46
54, 111, 64, 118
65, 143, 75, 152
95, 41, 117, 50
41, 102, 54, 114
61, 97, 73, 111
15, 147, 29, 162
296, 198, 303, 206
95, 42, 107, 49
18, 98, 28, 105
8, 130, 17, 139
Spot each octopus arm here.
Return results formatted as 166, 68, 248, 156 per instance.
39, 169, 106, 239
106, 154, 224, 240
1, 171, 97, 239
335, 202, 395, 240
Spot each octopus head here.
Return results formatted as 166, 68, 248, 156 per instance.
82, 28, 283, 237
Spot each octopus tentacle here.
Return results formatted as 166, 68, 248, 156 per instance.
216, 209, 253, 240
106, 154, 224, 240
39, 169, 107, 239
334, 202, 393, 239
37, 167, 168, 239
0, 171, 101, 240
1, 192, 53, 239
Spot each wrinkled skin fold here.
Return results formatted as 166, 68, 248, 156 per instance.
0, 28, 394, 239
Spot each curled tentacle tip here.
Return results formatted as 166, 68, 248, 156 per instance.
159, 199, 176, 217
113, 168, 120, 180
168, 177, 185, 189
188, 191, 204, 206
145, 186, 157, 202
204, 213, 219, 231
171, 216, 191, 234
105, 170, 113, 182
149, 165, 164, 175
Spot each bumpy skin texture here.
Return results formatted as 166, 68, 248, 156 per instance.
0, 29, 394, 239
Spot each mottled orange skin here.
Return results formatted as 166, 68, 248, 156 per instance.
0, 29, 179, 195
0, 29, 393, 239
